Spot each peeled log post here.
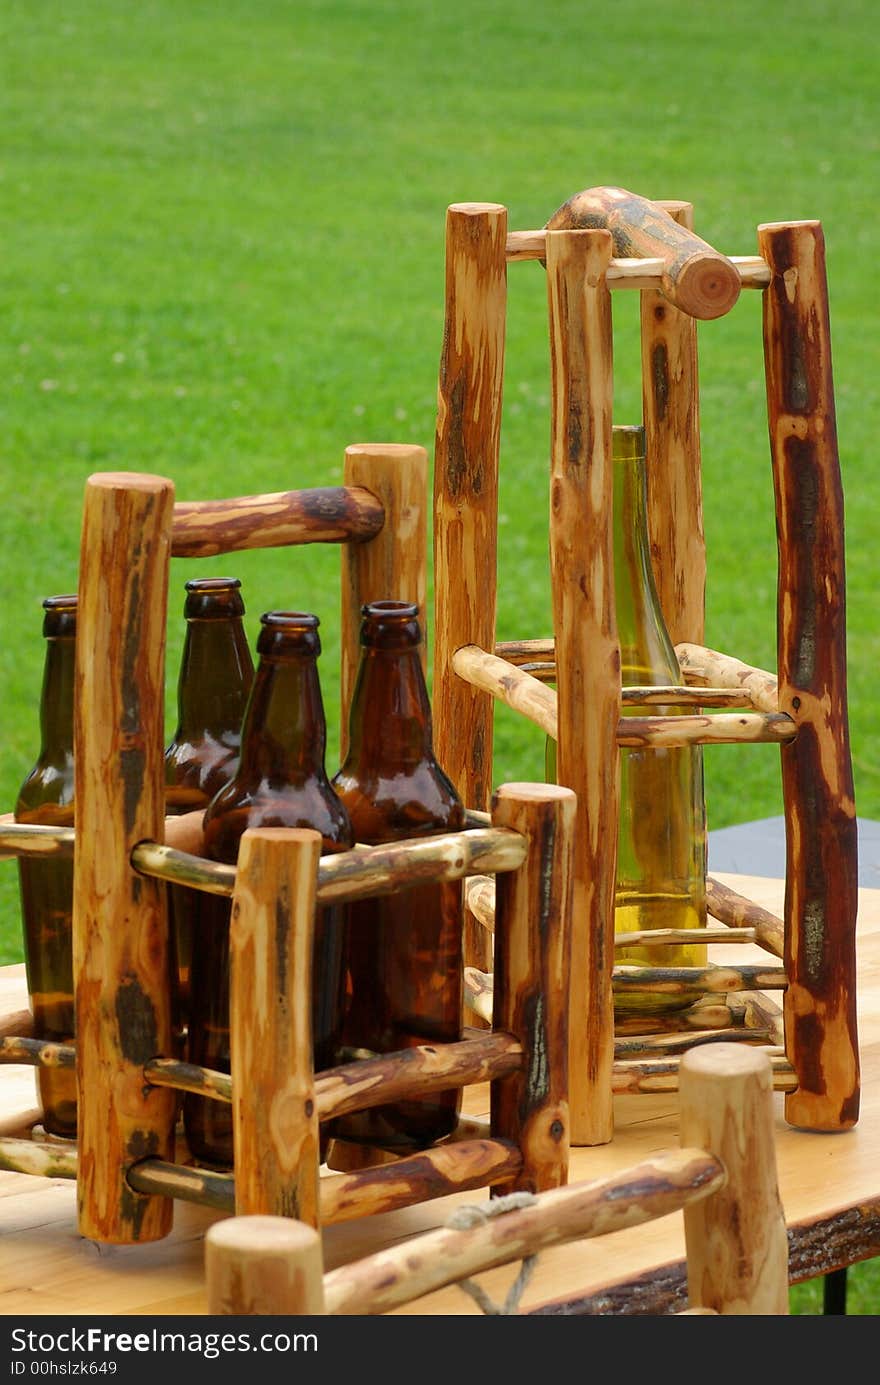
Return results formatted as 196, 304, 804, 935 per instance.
490, 782, 575, 1190
546, 228, 617, 1147
171, 484, 385, 558
680, 1045, 789, 1313
546, 186, 741, 320
759, 219, 859, 1132
74, 472, 176, 1244
433, 203, 508, 1021
206, 1215, 326, 1315
230, 829, 320, 1225
340, 444, 427, 758
321, 1147, 724, 1316
641, 201, 706, 647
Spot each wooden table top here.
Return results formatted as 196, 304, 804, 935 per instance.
2, 872, 879, 1317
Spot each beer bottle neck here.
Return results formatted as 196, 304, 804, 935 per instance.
237, 654, 330, 786
173, 616, 254, 740
39, 635, 76, 757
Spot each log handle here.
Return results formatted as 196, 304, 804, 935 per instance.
546, 185, 740, 320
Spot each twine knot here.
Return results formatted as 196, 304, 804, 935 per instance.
445, 1191, 539, 1315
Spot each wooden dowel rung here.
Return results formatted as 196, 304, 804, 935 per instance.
611, 1055, 796, 1095
504, 234, 770, 288
614, 1028, 771, 1056
614, 926, 757, 946
127, 1159, 235, 1211
675, 643, 780, 713
319, 1138, 523, 1227
0, 1038, 76, 1068
170, 484, 385, 558
463, 967, 494, 1024
0, 1009, 34, 1042
0, 1136, 77, 1179
613, 963, 787, 994
131, 841, 235, 895
143, 1058, 233, 1102
0, 822, 74, 860
618, 712, 796, 747
315, 1033, 522, 1122
707, 877, 785, 959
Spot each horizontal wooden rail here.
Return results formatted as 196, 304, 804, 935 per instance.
614, 926, 757, 947
505, 237, 771, 289
144, 1059, 233, 1103
315, 1033, 522, 1122
127, 1159, 235, 1211
0, 1136, 77, 1179
611, 1055, 796, 1095
0, 1009, 34, 1042
613, 963, 787, 995
453, 646, 795, 746
133, 826, 529, 902
0, 806, 207, 861
170, 484, 385, 558
0, 1038, 75, 1068
613, 1028, 771, 1056
676, 643, 780, 714
320, 1138, 522, 1226
707, 878, 785, 958
321, 1147, 725, 1314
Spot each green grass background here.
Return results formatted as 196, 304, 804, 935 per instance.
1, 0, 877, 1313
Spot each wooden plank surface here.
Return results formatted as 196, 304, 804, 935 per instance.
1, 872, 879, 1316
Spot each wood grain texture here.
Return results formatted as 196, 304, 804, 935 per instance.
322, 1147, 724, 1315
315, 1032, 522, 1122
490, 783, 575, 1191
641, 201, 705, 647
545, 227, 617, 1146
432, 203, 508, 1017
680, 1044, 789, 1312
759, 219, 860, 1132
340, 444, 428, 757
73, 471, 176, 1244
171, 484, 384, 557
546, 186, 740, 320
320, 1137, 522, 1226
230, 828, 320, 1225
706, 877, 785, 958
206, 1215, 326, 1315
675, 642, 780, 713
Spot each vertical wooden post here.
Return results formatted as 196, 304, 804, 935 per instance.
74, 471, 176, 1243
230, 828, 321, 1225
545, 227, 617, 1146
758, 219, 859, 1132
641, 200, 706, 647
490, 782, 575, 1192
206, 1215, 326, 1315
432, 203, 507, 1021
680, 1044, 789, 1314
340, 443, 427, 758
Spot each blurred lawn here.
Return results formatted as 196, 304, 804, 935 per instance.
1, 0, 877, 1312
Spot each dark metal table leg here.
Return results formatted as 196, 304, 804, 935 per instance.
823, 1267, 848, 1314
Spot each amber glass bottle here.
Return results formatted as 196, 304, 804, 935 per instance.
165, 577, 254, 1045
183, 611, 353, 1168
546, 426, 707, 1016
330, 600, 465, 1151
15, 594, 78, 1137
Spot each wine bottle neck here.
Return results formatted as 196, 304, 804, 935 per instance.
613, 453, 678, 679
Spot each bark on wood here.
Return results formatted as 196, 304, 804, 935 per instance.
545, 186, 741, 319
132, 841, 235, 895
675, 642, 780, 713
612, 1053, 796, 1095
315, 827, 526, 905
463, 967, 494, 1023
340, 444, 428, 758
463, 875, 496, 933
230, 829, 320, 1225
680, 1044, 789, 1313
641, 201, 706, 647
315, 1032, 521, 1122
127, 1159, 235, 1212
432, 203, 508, 1020
490, 783, 575, 1190
320, 1137, 522, 1226
143, 1059, 233, 1102
546, 227, 617, 1147
616, 711, 795, 747
74, 472, 177, 1244
0, 1135, 77, 1179
759, 219, 860, 1132
451, 645, 557, 738
0, 1009, 34, 1041
206, 1215, 326, 1315
0, 823, 74, 861
0, 1038, 76, 1068
613, 962, 787, 994
706, 876, 785, 958
321, 1147, 724, 1315
171, 484, 384, 558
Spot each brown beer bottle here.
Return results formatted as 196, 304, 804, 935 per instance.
165, 577, 254, 1045
183, 610, 353, 1168
330, 600, 465, 1151
14, 594, 78, 1137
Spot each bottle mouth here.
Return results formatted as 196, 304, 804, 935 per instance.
184, 577, 245, 619
361, 600, 419, 620
260, 611, 319, 629
257, 610, 321, 658
360, 599, 421, 648
612, 425, 646, 462
42, 593, 77, 638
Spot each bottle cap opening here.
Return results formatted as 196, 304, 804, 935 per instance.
361, 600, 419, 620
184, 577, 241, 593
41, 594, 77, 638
260, 611, 319, 629
612, 425, 646, 461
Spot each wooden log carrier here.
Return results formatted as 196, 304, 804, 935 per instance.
431, 185, 859, 1146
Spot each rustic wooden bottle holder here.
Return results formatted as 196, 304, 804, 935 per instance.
0, 449, 577, 1247
203, 1043, 790, 1316
431, 186, 859, 1147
